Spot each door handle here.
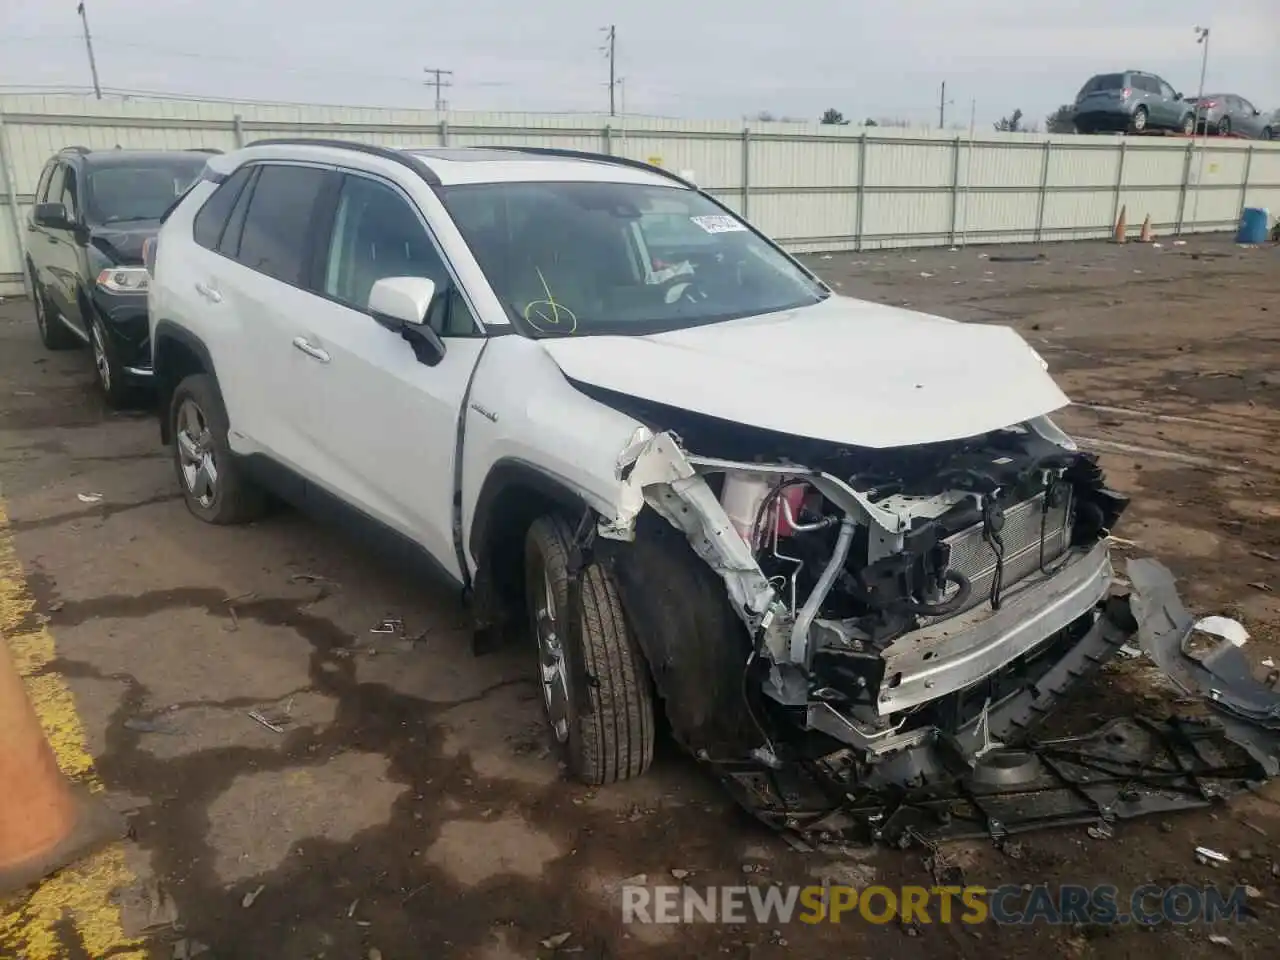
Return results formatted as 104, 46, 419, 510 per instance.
194, 281, 222, 303
292, 337, 330, 363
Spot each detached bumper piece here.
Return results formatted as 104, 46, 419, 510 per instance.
714, 559, 1280, 850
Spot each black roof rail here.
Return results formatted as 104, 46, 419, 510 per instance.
58, 145, 92, 155
478, 146, 696, 189
187, 147, 223, 154
243, 138, 441, 185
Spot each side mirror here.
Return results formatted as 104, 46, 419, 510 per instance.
1174, 92, 1183, 101
1254, 108, 1262, 116
367, 276, 446, 366
33, 202, 71, 229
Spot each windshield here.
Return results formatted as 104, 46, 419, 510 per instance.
437, 180, 827, 336
86, 158, 207, 224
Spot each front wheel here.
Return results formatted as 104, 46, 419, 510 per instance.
1263, 127, 1274, 141
1182, 113, 1196, 135
90, 317, 132, 408
524, 515, 655, 785
1217, 117, 1231, 136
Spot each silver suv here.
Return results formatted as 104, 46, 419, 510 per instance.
1074, 70, 1195, 135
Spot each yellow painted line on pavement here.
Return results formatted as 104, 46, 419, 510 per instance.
0, 499, 146, 959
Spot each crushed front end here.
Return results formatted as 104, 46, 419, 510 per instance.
597, 416, 1280, 845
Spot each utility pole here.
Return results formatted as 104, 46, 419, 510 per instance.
601, 25, 616, 116
1189, 26, 1211, 228
76, 2, 102, 100
423, 67, 453, 112
938, 81, 946, 129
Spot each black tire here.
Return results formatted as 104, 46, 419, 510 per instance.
1264, 127, 1274, 141
1218, 117, 1231, 137
29, 265, 77, 350
90, 316, 132, 409
1130, 107, 1148, 133
1181, 113, 1196, 135
169, 373, 267, 525
525, 515, 655, 785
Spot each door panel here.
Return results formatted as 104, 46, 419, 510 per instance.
287, 172, 485, 575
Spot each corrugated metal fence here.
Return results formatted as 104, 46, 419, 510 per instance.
3, 93, 1279, 295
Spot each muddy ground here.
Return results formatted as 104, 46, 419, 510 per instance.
1, 234, 1279, 959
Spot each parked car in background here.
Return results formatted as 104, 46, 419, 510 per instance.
1073, 71, 1195, 135
1186, 94, 1275, 139
26, 146, 213, 405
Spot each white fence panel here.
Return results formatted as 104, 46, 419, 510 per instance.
3, 93, 1279, 294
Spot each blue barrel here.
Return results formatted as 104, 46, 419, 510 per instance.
1236, 207, 1269, 244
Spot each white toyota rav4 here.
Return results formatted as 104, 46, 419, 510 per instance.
147, 139, 1131, 799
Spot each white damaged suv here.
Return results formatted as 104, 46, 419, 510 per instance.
147, 140, 1130, 794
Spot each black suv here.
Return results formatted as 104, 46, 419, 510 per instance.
26, 147, 213, 405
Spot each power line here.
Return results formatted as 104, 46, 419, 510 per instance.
423, 67, 453, 111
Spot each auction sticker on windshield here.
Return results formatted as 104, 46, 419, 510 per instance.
690, 215, 747, 233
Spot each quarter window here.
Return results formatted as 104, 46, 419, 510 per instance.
235, 164, 328, 285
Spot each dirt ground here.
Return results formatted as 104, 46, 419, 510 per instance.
1, 234, 1280, 959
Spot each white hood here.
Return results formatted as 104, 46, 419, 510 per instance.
539, 295, 1070, 449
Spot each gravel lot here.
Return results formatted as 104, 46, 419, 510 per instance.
1, 234, 1279, 959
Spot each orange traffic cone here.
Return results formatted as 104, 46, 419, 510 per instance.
1112, 205, 1128, 243
1139, 214, 1154, 243
0, 638, 120, 894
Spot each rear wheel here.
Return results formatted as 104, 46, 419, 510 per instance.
1181, 113, 1196, 135
524, 515, 655, 785
29, 266, 77, 350
1130, 107, 1148, 133
1218, 116, 1231, 136
1264, 127, 1274, 141
170, 373, 267, 525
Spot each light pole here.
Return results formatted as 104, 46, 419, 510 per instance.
1189, 26, 1211, 229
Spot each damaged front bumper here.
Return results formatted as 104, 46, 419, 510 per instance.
598, 430, 1280, 846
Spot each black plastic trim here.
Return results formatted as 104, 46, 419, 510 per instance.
239, 454, 466, 596
467, 458, 590, 562
244, 138, 442, 186
152, 320, 217, 444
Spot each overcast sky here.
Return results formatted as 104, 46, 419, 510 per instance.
2, 1, 1277, 125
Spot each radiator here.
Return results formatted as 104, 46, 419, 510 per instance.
933, 489, 1073, 617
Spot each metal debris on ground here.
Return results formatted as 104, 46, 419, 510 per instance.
370, 617, 403, 634
241, 884, 265, 908
246, 709, 288, 734
670, 868, 691, 879
76, 492, 104, 503
1248, 582, 1272, 592
1195, 846, 1231, 865
540, 932, 572, 949
706, 559, 1280, 850
1252, 550, 1279, 562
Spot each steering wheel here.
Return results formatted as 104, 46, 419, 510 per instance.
658, 276, 708, 305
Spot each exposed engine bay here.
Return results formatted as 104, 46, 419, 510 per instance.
579, 394, 1280, 847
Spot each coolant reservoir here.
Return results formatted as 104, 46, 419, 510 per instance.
720, 473, 773, 548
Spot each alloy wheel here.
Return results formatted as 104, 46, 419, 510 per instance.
534, 565, 570, 743
176, 399, 218, 509
91, 322, 111, 392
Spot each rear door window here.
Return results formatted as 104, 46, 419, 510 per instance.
193, 166, 253, 251
1158, 79, 1176, 100
233, 164, 329, 286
